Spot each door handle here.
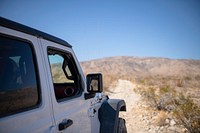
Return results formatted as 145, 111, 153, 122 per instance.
59, 119, 73, 131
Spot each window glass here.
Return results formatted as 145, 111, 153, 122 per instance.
49, 54, 73, 83
0, 36, 40, 117
48, 49, 81, 101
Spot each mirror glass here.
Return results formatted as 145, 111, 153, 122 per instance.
90, 78, 99, 92
87, 73, 103, 93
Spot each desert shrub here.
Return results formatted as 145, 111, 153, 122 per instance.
195, 75, 200, 80
141, 79, 200, 133
155, 111, 168, 126
138, 78, 146, 85
103, 74, 119, 91
142, 85, 200, 132
141, 87, 157, 108
184, 76, 192, 81
146, 85, 176, 111
174, 95, 200, 133
160, 85, 170, 94
176, 79, 183, 87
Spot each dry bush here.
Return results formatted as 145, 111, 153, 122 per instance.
140, 86, 157, 108
141, 85, 176, 112
154, 111, 168, 127
103, 74, 118, 91
195, 75, 200, 80
138, 76, 200, 133
176, 79, 183, 87
141, 85, 200, 133
174, 94, 200, 133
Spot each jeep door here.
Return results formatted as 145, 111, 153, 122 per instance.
40, 39, 93, 133
0, 27, 54, 132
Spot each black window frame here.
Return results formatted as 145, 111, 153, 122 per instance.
0, 33, 41, 118
47, 47, 83, 102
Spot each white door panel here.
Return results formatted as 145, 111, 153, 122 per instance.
40, 39, 93, 133
0, 27, 54, 133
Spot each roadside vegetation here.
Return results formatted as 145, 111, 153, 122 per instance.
80, 57, 200, 132
137, 76, 200, 133
93, 72, 200, 132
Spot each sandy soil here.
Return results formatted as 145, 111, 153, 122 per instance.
106, 79, 146, 133
106, 79, 188, 133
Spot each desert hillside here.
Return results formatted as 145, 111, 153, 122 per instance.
81, 56, 200, 133
81, 56, 200, 76
81, 56, 200, 89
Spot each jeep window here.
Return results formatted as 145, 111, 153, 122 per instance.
48, 49, 82, 101
0, 35, 40, 117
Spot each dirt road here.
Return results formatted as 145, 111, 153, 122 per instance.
106, 79, 187, 133
106, 79, 146, 133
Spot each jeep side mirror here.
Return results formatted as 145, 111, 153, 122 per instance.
86, 73, 103, 93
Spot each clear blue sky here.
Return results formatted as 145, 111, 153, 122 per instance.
1, 0, 200, 61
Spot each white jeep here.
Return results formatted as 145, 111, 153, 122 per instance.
0, 17, 127, 133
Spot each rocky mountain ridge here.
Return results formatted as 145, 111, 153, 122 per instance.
81, 56, 200, 91
81, 56, 200, 77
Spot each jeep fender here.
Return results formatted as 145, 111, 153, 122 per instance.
98, 99, 126, 133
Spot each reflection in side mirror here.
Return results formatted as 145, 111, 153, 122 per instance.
86, 73, 103, 93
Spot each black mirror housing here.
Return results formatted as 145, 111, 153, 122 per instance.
86, 73, 103, 93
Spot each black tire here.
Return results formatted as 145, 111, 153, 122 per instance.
117, 118, 127, 133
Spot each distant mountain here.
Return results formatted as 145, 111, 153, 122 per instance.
81, 56, 200, 76
80, 56, 200, 89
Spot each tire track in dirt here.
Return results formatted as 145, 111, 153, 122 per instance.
106, 79, 145, 133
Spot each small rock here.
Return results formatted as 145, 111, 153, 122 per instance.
145, 127, 149, 131
152, 111, 157, 116
155, 126, 159, 131
170, 119, 176, 126
160, 126, 164, 130
168, 126, 176, 131
165, 118, 170, 125
182, 128, 188, 133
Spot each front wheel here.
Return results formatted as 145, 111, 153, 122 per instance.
117, 118, 127, 133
